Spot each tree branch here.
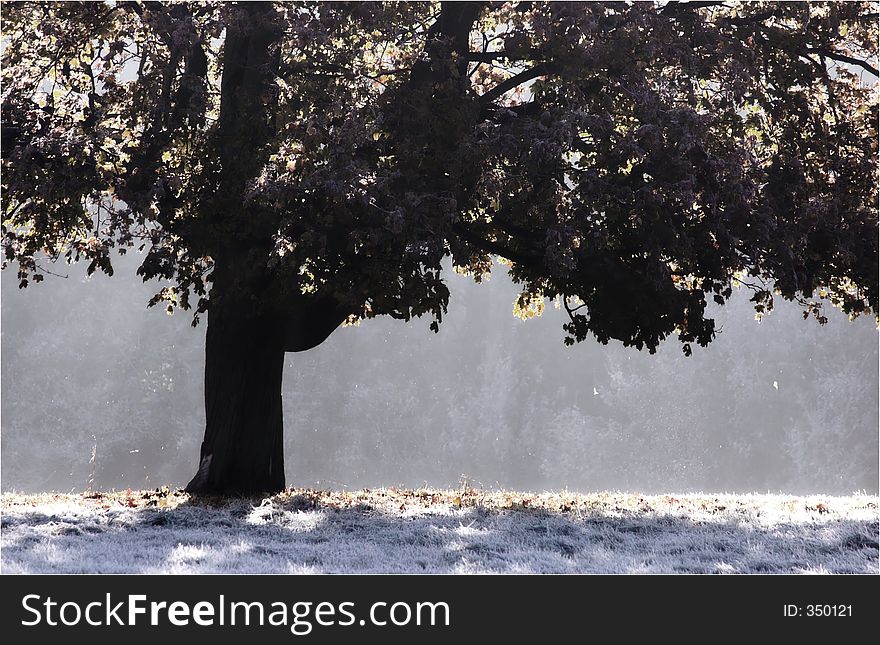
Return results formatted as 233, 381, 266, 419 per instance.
479, 98, 543, 121
661, 1, 728, 16
407, 2, 484, 87
479, 63, 552, 104
440, 1, 485, 76
465, 49, 543, 62
810, 48, 878, 77
738, 19, 880, 79
452, 222, 541, 267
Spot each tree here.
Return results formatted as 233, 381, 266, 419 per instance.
2, 1, 877, 494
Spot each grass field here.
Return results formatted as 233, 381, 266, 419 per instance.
1, 488, 877, 574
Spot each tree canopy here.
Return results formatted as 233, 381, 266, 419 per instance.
3, 1, 878, 355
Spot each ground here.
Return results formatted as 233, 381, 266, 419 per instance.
1, 488, 877, 574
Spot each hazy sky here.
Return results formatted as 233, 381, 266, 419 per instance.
1, 252, 877, 494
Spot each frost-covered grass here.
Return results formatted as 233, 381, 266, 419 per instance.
1, 488, 877, 574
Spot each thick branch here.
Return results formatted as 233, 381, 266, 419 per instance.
283, 294, 350, 352
407, 2, 483, 87
480, 63, 552, 104
452, 222, 541, 267
810, 48, 878, 77
439, 2, 484, 53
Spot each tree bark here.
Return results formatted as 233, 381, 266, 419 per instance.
185, 299, 286, 495
183, 247, 352, 494
184, 3, 288, 495
184, 3, 467, 495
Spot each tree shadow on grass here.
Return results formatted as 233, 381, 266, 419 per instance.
1, 492, 877, 574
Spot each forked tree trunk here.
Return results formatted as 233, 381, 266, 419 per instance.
182, 4, 287, 495
185, 302, 287, 495
183, 277, 349, 495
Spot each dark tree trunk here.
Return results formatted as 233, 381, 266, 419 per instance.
185, 302, 286, 495
183, 257, 350, 495
183, 4, 287, 495
178, 4, 354, 495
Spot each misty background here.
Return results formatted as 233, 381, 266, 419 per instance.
1, 251, 877, 495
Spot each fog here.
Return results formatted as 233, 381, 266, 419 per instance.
1, 252, 877, 495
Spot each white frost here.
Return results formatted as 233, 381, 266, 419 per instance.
1, 490, 877, 574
